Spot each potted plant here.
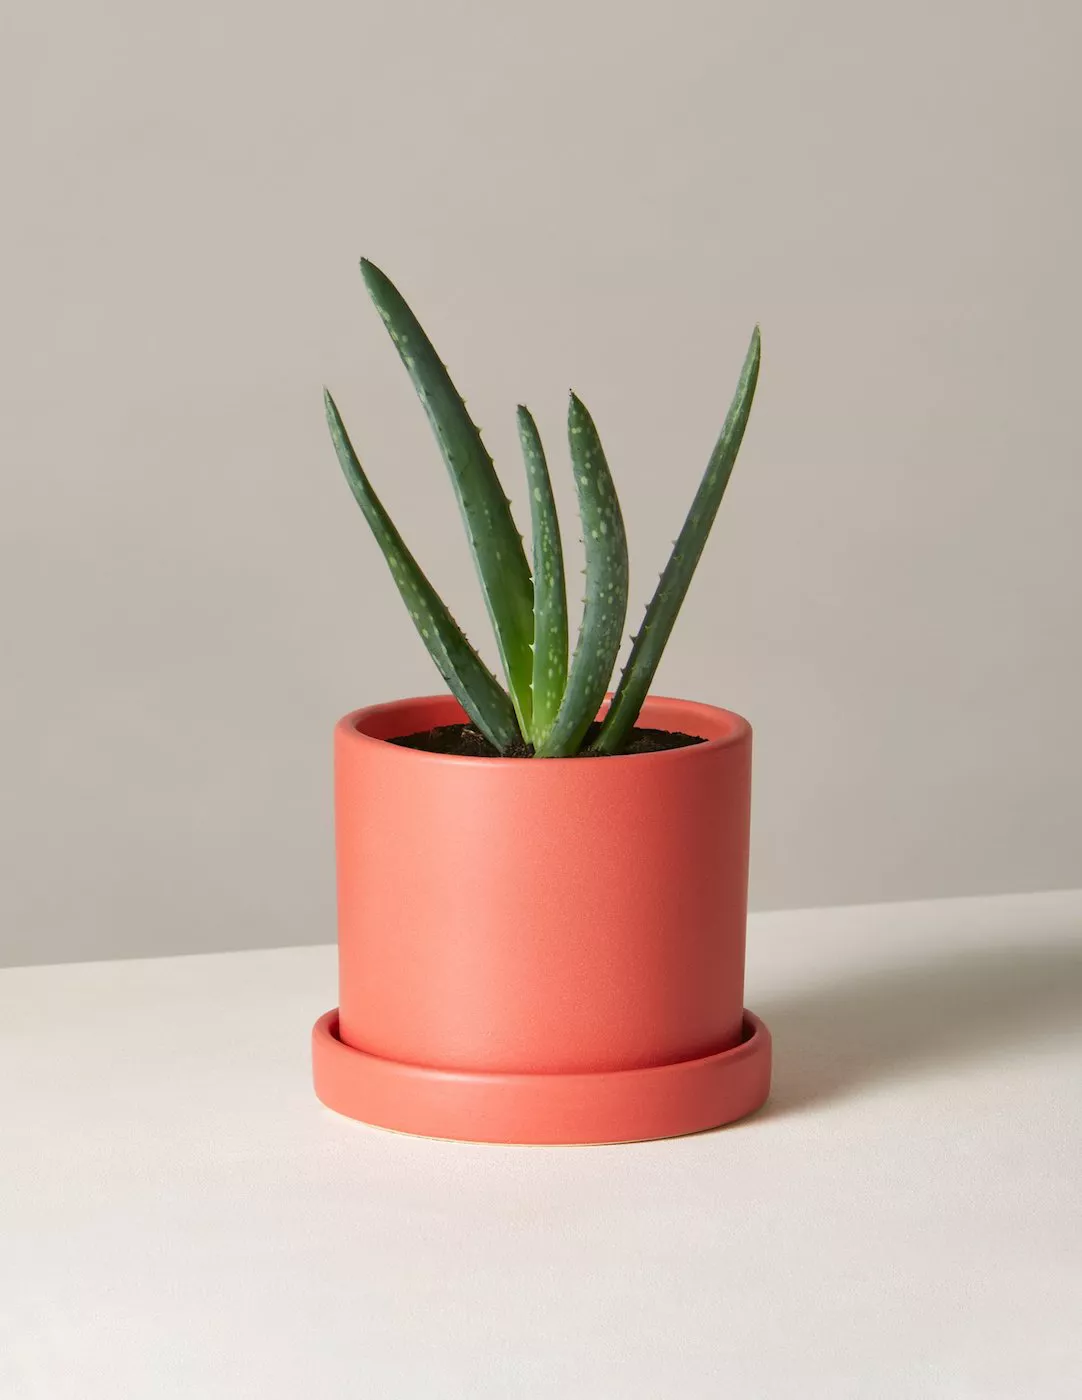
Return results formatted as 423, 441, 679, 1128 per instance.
312, 260, 770, 1143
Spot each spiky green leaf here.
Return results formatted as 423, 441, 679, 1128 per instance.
516, 406, 568, 745
358, 259, 534, 732
594, 327, 761, 755
534, 395, 628, 757
325, 389, 521, 752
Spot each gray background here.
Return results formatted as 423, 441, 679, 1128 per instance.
3, 1, 1079, 966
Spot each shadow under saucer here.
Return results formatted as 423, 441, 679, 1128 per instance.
756, 935, 1082, 1115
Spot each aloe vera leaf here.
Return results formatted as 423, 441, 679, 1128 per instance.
516, 406, 568, 744
358, 259, 534, 732
593, 327, 761, 755
325, 389, 521, 752
534, 394, 628, 757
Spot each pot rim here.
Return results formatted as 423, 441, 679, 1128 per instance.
338, 692, 750, 767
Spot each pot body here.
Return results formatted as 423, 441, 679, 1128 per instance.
334, 693, 752, 1077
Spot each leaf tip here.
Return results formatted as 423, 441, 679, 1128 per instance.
359, 257, 391, 304
567, 391, 591, 430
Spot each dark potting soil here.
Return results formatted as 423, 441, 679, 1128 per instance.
388, 721, 706, 759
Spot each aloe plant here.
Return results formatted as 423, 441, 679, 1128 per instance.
325, 260, 760, 757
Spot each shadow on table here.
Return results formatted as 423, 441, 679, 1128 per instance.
757, 933, 1082, 1115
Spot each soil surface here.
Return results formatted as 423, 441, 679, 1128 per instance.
388, 721, 706, 759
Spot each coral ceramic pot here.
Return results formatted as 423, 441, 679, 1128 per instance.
312, 693, 770, 1143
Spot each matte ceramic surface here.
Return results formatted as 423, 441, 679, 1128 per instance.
312, 1009, 770, 1145
313, 693, 770, 1143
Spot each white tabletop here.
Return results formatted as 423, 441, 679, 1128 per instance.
3, 891, 1080, 1399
